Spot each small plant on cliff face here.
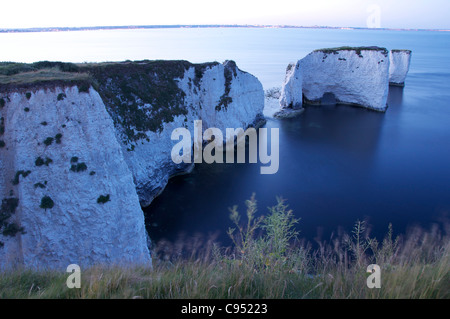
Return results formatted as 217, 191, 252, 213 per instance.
25, 92, 31, 100
57, 93, 66, 101
97, 194, 110, 204
35, 156, 53, 167
215, 66, 234, 111
70, 162, 87, 173
78, 83, 90, 93
12, 170, 31, 185
0, 117, 4, 136
43, 137, 54, 146
0, 197, 25, 247
0, 140, 5, 148
39, 196, 54, 210
55, 133, 62, 144
0, 98, 5, 108
35, 157, 45, 166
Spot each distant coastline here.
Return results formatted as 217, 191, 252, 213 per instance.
1, 24, 449, 33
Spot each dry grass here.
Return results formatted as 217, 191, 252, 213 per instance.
0, 68, 91, 89
0, 197, 448, 299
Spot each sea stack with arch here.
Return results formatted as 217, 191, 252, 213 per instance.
278, 46, 411, 115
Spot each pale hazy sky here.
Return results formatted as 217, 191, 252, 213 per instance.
1, 0, 449, 29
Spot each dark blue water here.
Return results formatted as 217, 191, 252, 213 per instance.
144, 29, 450, 246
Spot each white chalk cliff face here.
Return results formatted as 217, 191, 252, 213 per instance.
279, 62, 302, 110
389, 50, 412, 86
279, 47, 391, 112
96, 60, 264, 206
0, 88, 151, 269
0, 60, 264, 269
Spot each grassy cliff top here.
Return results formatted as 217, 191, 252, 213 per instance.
0, 60, 223, 143
391, 49, 412, 53
314, 46, 389, 57
0, 60, 220, 91
0, 61, 91, 90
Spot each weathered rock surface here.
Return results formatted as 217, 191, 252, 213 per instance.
279, 62, 303, 110
0, 88, 151, 269
92, 60, 264, 206
389, 49, 412, 86
279, 47, 391, 112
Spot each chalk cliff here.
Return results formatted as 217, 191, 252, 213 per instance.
0, 88, 150, 269
389, 49, 412, 86
88, 60, 264, 206
0, 60, 264, 269
275, 62, 304, 118
279, 46, 391, 112
279, 62, 303, 110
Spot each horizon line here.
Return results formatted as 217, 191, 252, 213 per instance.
1, 24, 450, 33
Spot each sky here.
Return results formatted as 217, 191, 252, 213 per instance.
1, 0, 449, 30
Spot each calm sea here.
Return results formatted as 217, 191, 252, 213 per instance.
2, 27, 450, 245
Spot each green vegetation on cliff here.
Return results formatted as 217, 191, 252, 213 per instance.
79, 60, 218, 142
314, 46, 389, 58
0, 62, 91, 89
0, 197, 24, 247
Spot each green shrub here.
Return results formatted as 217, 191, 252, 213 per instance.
40, 121, 48, 126
35, 157, 44, 166
43, 137, 54, 146
78, 83, 90, 93
24, 107, 30, 112
89, 171, 96, 176
70, 156, 78, 163
57, 93, 66, 101
227, 194, 300, 272
39, 196, 54, 210
12, 170, 31, 185
55, 133, 62, 144
70, 162, 87, 172
97, 194, 110, 204
0, 98, 5, 108
25, 92, 31, 100
0, 62, 35, 76
0, 197, 25, 246
31, 61, 80, 73
0, 140, 5, 148
35, 157, 52, 167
